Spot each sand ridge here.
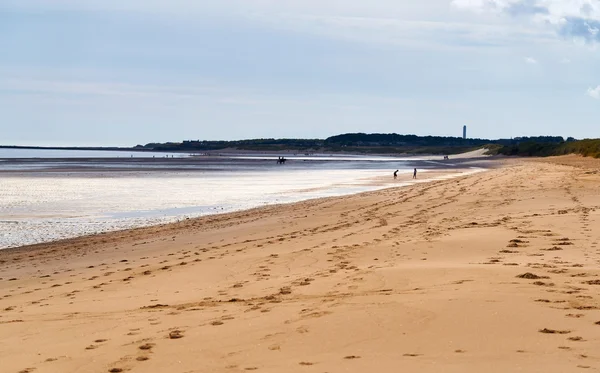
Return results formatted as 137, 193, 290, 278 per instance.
1, 156, 600, 372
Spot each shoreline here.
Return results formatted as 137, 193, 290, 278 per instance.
0, 147, 492, 165
0, 166, 487, 253
0, 153, 493, 170
2, 155, 599, 373
0, 145, 491, 157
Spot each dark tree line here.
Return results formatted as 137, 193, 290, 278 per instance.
141, 133, 567, 152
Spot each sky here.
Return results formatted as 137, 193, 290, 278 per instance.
1, 0, 600, 146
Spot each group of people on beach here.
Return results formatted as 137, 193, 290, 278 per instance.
393, 168, 417, 180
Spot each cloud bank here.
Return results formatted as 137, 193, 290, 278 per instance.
525, 56, 539, 63
453, 0, 600, 43
587, 85, 600, 99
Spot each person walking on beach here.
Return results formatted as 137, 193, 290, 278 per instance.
413, 168, 417, 179
393, 170, 398, 179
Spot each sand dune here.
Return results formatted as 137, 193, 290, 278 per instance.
1, 156, 600, 373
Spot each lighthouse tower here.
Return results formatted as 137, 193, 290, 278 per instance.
463, 125, 467, 139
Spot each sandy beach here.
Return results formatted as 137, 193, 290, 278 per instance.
1, 155, 600, 373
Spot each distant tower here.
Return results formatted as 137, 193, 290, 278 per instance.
463, 125, 467, 139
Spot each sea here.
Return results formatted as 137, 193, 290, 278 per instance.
0, 148, 485, 249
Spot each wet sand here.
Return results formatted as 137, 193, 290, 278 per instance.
0, 152, 493, 173
0, 154, 486, 249
1, 155, 600, 373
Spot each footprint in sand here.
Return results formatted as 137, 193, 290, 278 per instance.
139, 343, 154, 350
168, 330, 184, 339
539, 328, 571, 334
296, 326, 309, 334
541, 247, 563, 251
517, 273, 549, 279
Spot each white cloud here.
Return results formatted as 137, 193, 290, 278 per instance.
452, 0, 600, 20
452, 0, 600, 43
0, 1, 446, 15
0, 75, 325, 108
0, 0, 451, 19
1, 78, 221, 99
1, 0, 558, 51
525, 56, 538, 64
587, 85, 600, 99
245, 10, 554, 51
560, 57, 572, 63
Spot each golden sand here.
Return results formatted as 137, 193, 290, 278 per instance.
1, 155, 600, 373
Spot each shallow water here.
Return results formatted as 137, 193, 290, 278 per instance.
0, 148, 186, 159
0, 150, 485, 249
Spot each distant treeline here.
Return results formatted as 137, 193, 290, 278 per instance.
323, 133, 565, 147
140, 133, 568, 155
141, 138, 324, 152
496, 139, 600, 158
4, 133, 596, 158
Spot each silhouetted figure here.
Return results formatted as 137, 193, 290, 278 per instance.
393, 170, 398, 179
413, 168, 417, 179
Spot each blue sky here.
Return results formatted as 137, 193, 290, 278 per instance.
1, 0, 600, 146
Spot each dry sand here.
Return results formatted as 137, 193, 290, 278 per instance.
1, 155, 600, 373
